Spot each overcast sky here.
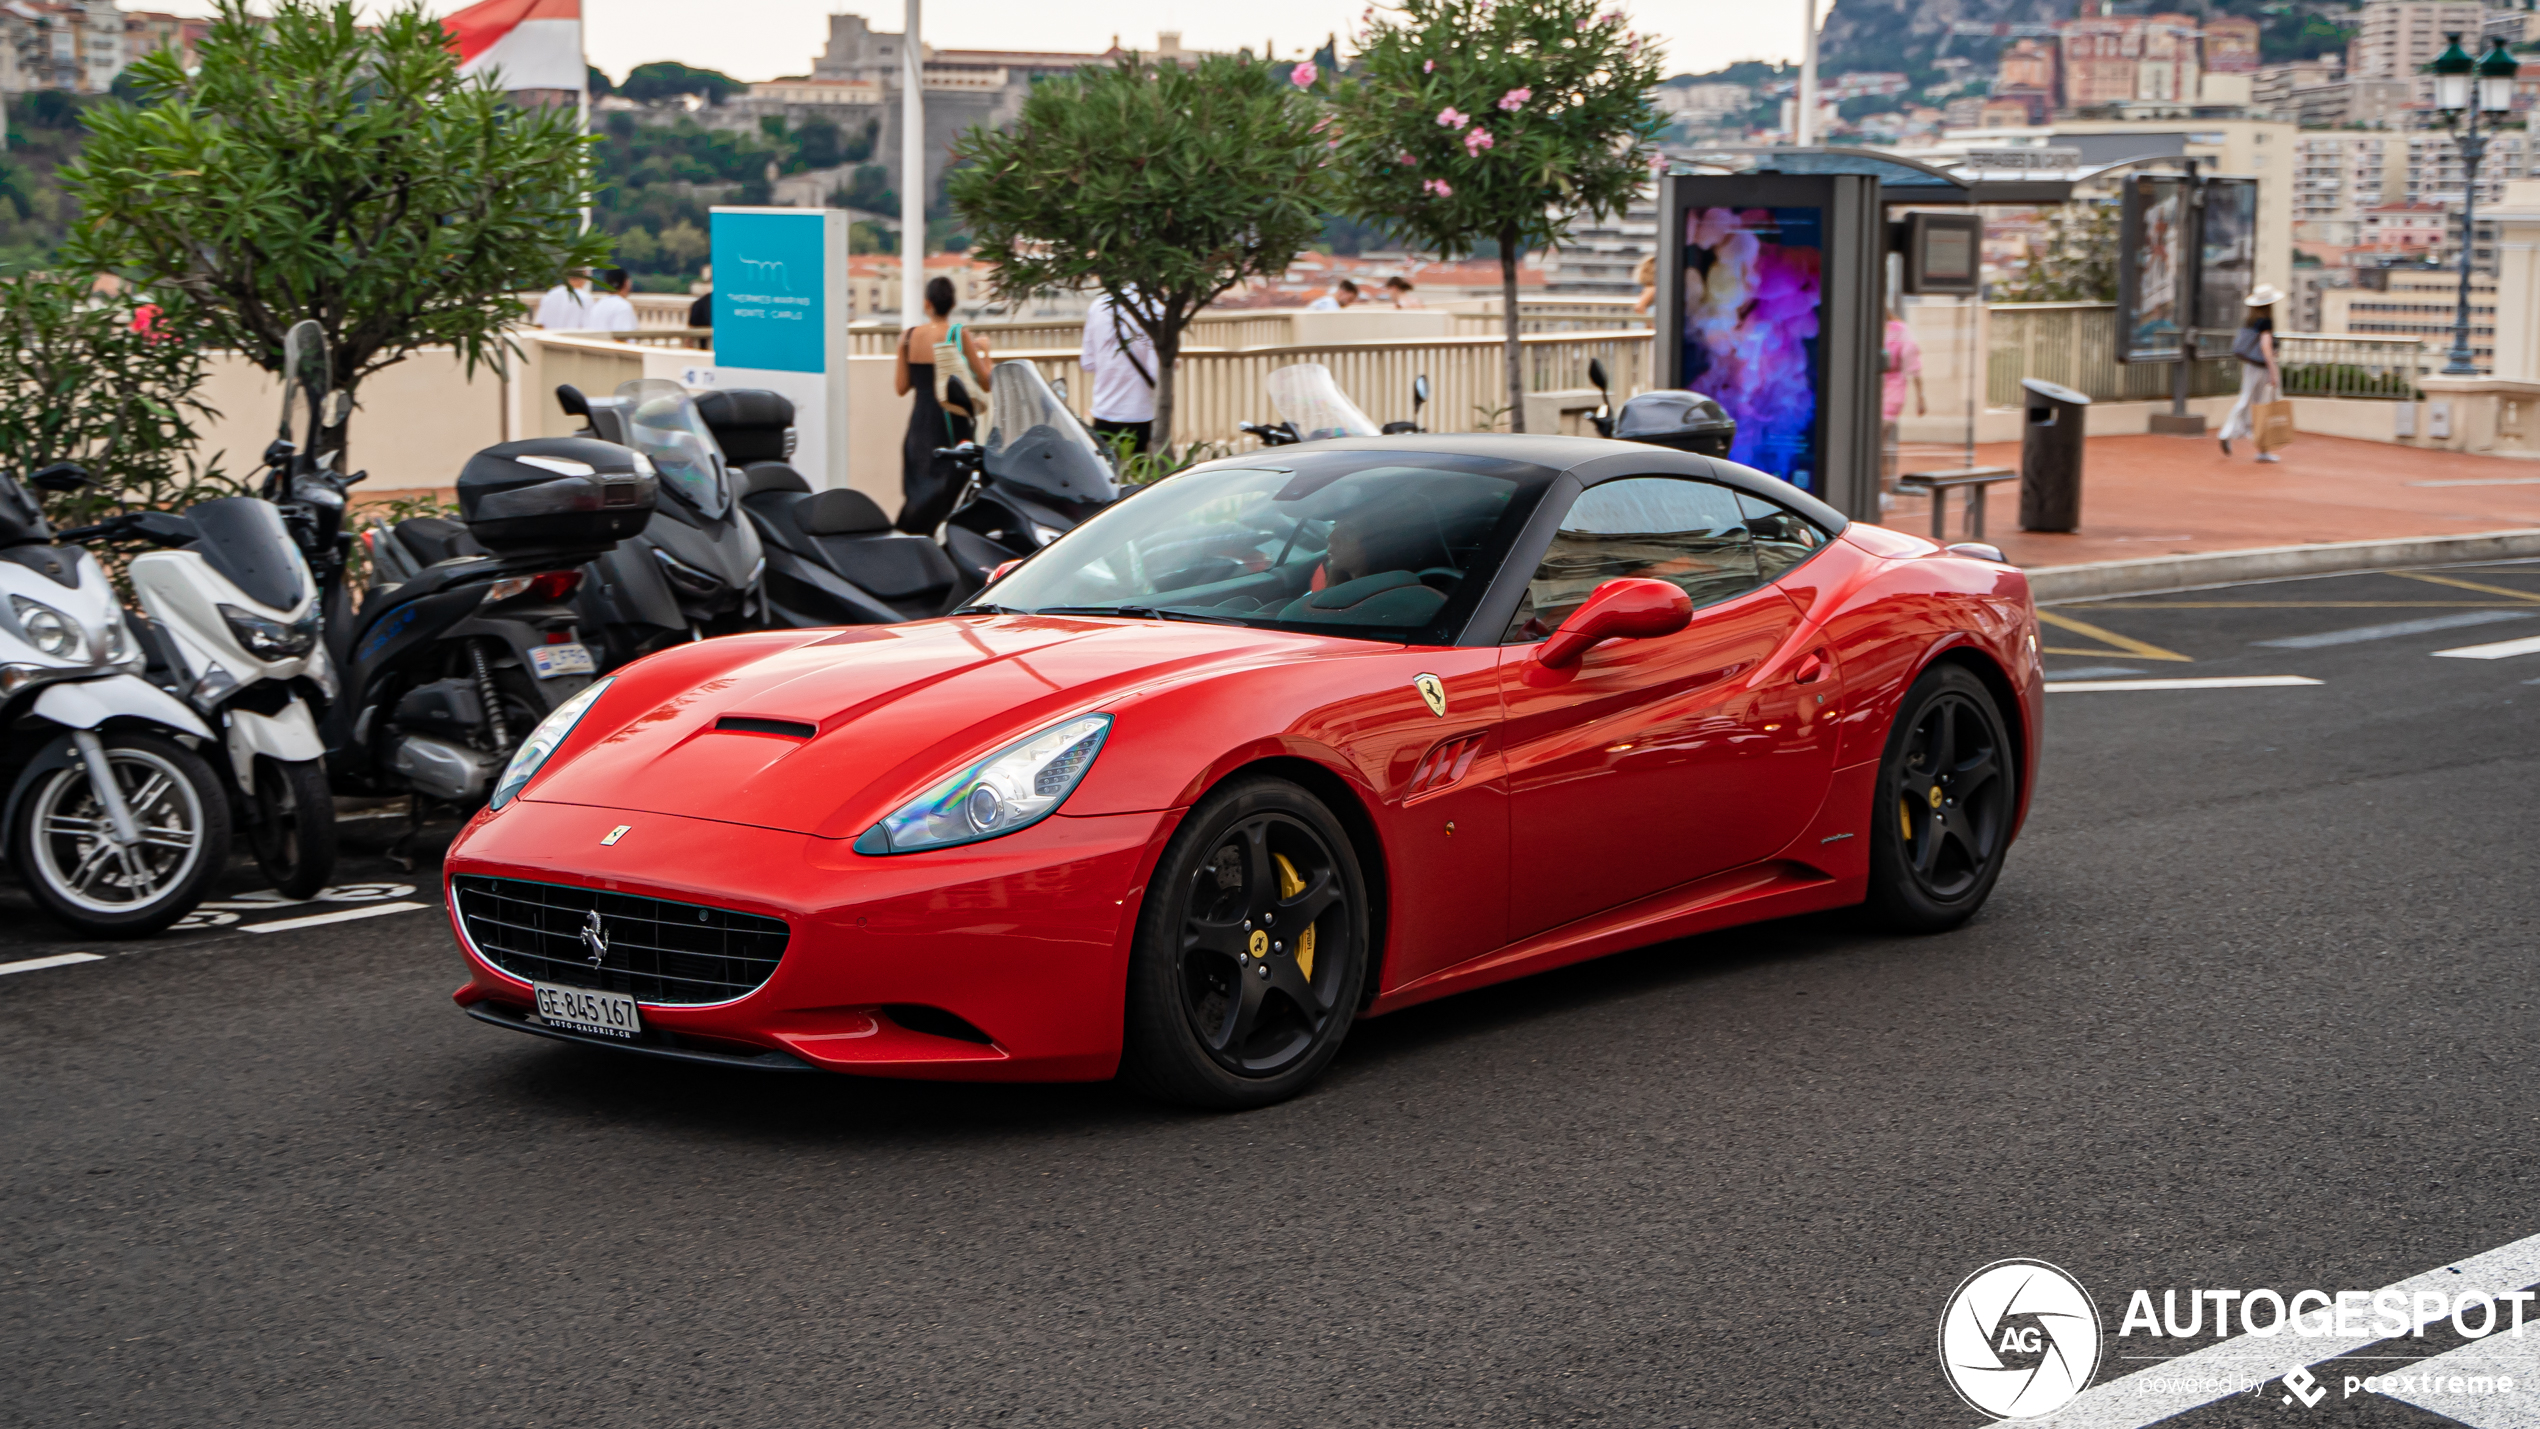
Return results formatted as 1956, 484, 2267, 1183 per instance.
144, 0, 1815, 85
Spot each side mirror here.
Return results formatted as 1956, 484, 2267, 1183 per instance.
1412, 374, 1430, 410
555, 384, 591, 418
28, 462, 91, 492
1587, 358, 1610, 401
1534, 578, 1691, 669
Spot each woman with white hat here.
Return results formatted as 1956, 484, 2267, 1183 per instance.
2219, 283, 2288, 462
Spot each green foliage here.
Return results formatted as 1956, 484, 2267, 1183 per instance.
1328, 0, 1664, 430
591, 115, 876, 283
0, 271, 233, 529
950, 53, 1332, 448
0, 91, 94, 268
620, 61, 742, 106
64, 0, 610, 462
1997, 201, 2118, 303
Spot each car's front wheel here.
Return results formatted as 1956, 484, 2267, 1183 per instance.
1863, 662, 2017, 933
1120, 776, 1369, 1109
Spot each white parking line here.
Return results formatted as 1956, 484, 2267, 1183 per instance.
0, 952, 104, 977
2006, 1231, 2540, 1428
2255, 610, 2534, 649
2435, 634, 2540, 660
2045, 676, 2323, 693
242, 901, 431, 935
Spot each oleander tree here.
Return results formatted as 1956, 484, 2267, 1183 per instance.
0, 271, 229, 528
63, 0, 610, 465
948, 52, 1332, 451
1329, 0, 1664, 430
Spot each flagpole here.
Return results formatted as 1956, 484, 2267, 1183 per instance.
900, 0, 924, 326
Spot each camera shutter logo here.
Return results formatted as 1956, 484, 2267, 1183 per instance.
1939, 1259, 2102, 1419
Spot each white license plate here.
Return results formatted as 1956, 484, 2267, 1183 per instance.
529, 642, 597, 679
533, 981, 642, 1039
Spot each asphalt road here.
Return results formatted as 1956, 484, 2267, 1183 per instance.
6, 562, 2539, 1429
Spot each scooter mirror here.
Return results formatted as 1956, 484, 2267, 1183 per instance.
1588, 358, 1609, 395
28, 462, 90, 492
1412, 374, 1430, 410
322, 390, 352, 427
555, 384, 591, 418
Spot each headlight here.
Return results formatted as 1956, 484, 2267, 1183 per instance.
651, 546, 722, 596
10, 596, 86, 661
219, 603, 318, 660
488, 677, 612, 811
854, 714, 1111, 855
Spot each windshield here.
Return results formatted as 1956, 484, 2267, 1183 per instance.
615, 378, 728, 518
983, 361, 1116, 504
1266, 363, 1380, 441
972, 454, 1531, 643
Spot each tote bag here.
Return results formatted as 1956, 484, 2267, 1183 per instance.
2255, 399, 2295, 453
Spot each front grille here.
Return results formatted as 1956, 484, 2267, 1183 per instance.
452, 874, 790, 1006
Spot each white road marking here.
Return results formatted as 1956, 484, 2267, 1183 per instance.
2435, 634, 2540, 660
2043, 666, 2147, 682
2003, 1231, 2540, 1428
2255, 610, 2534, 649
242, 901, 431, 935
2045, 676, 2323, 693
0, 952, 105, 976
2375, 1339, 2540, 1426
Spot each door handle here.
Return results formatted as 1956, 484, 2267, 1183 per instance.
1794, 651, 1826, 685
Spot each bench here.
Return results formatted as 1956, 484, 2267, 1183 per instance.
1897, 466, 2018, 542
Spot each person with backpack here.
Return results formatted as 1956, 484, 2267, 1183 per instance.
2219, 284, 2287, 464
894, 275, 992, 532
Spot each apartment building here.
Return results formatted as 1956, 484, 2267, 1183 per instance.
0, 0, 199, 95
2403, 130, 2540, 209
2350, 0, 2485, 107
2292, 133, 2403, 244
2321, 265, 2495, 366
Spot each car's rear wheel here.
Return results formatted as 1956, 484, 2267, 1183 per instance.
1120, 777, 1368, 1109
1863, 663, 2016, 933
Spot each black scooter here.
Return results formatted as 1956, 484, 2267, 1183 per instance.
932, 361, 1119, 587
261, 322, 656, 847
690, 388, 970, 625
551, 380, 767, 669
1586, 357, 1737, 455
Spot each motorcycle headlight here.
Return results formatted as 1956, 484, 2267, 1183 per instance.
488, 677, 613, 811
853, 714, 1110, 855
651, 546, 723, 597
219, 603, 318, 661
10, 596, 87, 662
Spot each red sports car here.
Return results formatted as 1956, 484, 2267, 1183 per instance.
446, 435, 2042, 1108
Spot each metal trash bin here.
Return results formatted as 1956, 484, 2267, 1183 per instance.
2019, 378, 2091, 533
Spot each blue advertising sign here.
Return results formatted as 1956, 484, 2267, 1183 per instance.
712, 210, 826, 373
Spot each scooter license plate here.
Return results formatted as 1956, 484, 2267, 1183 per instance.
528, 642, 597, 679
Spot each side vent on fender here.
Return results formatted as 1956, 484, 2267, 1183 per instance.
1404, 732, 1487, 801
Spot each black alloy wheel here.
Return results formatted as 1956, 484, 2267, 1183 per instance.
1121, 777, 1368, 1109
1864, 663, 2017, 933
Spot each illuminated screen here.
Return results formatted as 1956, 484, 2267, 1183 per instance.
1682, 205, 1823, 490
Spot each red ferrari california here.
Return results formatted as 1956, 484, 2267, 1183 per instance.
446, 431, 2042, 1107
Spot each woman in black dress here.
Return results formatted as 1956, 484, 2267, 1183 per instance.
895, 276, 992, 533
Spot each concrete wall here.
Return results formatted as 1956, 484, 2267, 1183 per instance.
194, 347, 508, 493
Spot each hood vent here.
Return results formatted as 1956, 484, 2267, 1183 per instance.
716, 715, 817, 739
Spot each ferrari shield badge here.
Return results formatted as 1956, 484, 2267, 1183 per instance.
1413, 673, 1447, 718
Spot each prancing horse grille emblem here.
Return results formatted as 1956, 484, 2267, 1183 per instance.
580, 909, 610, 966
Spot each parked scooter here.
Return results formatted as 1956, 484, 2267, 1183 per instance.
693, 389, 969, 625
1585, 357, 1737, 455
0, 462, 233, 934
264, 323, 655, 838
551, 380, 766, 668
932, 361, 1120, 588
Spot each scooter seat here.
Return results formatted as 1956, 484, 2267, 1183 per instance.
801, 489, 891, 534
394, 516, 487, 567
735, 462, 810, 499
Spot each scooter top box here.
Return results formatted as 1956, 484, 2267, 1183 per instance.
456, 437, 658, 557
1614, 390, 1737, 458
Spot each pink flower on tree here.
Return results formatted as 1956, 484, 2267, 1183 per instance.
1423, 178, 1455, 198
1648, 150, 1670, 175
1291, 60, 1318, 87
1436, 105, 1469, 129
1497, 87, 1531, 110
1423, 59, 1435, 72
1396, 151, 1417, 164
1464, 126, 1495, 155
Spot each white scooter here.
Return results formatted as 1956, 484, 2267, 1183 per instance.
0, 462, 232, 935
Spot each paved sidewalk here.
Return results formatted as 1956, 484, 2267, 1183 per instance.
1882, 431, 2540, 568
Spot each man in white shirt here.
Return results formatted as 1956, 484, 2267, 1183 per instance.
1305, 278, 1360, 312
532, 269, 597, 330
587, 267, 639, 334
1079, 286, 1158, 453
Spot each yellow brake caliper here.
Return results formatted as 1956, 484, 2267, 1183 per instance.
1273, 853, 1315, 982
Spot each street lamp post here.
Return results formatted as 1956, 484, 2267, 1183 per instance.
2433, 34, 2521, 377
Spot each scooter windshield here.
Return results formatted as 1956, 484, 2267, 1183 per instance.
1266, 363, 1380, 442
615, 379, 729, 518
981, 361, 1117, 504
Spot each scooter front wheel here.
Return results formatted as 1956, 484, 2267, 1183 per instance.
248, 756, 336, 901
12, 732, 231, 936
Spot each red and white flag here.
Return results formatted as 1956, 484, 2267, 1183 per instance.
442, 0, 584, 93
